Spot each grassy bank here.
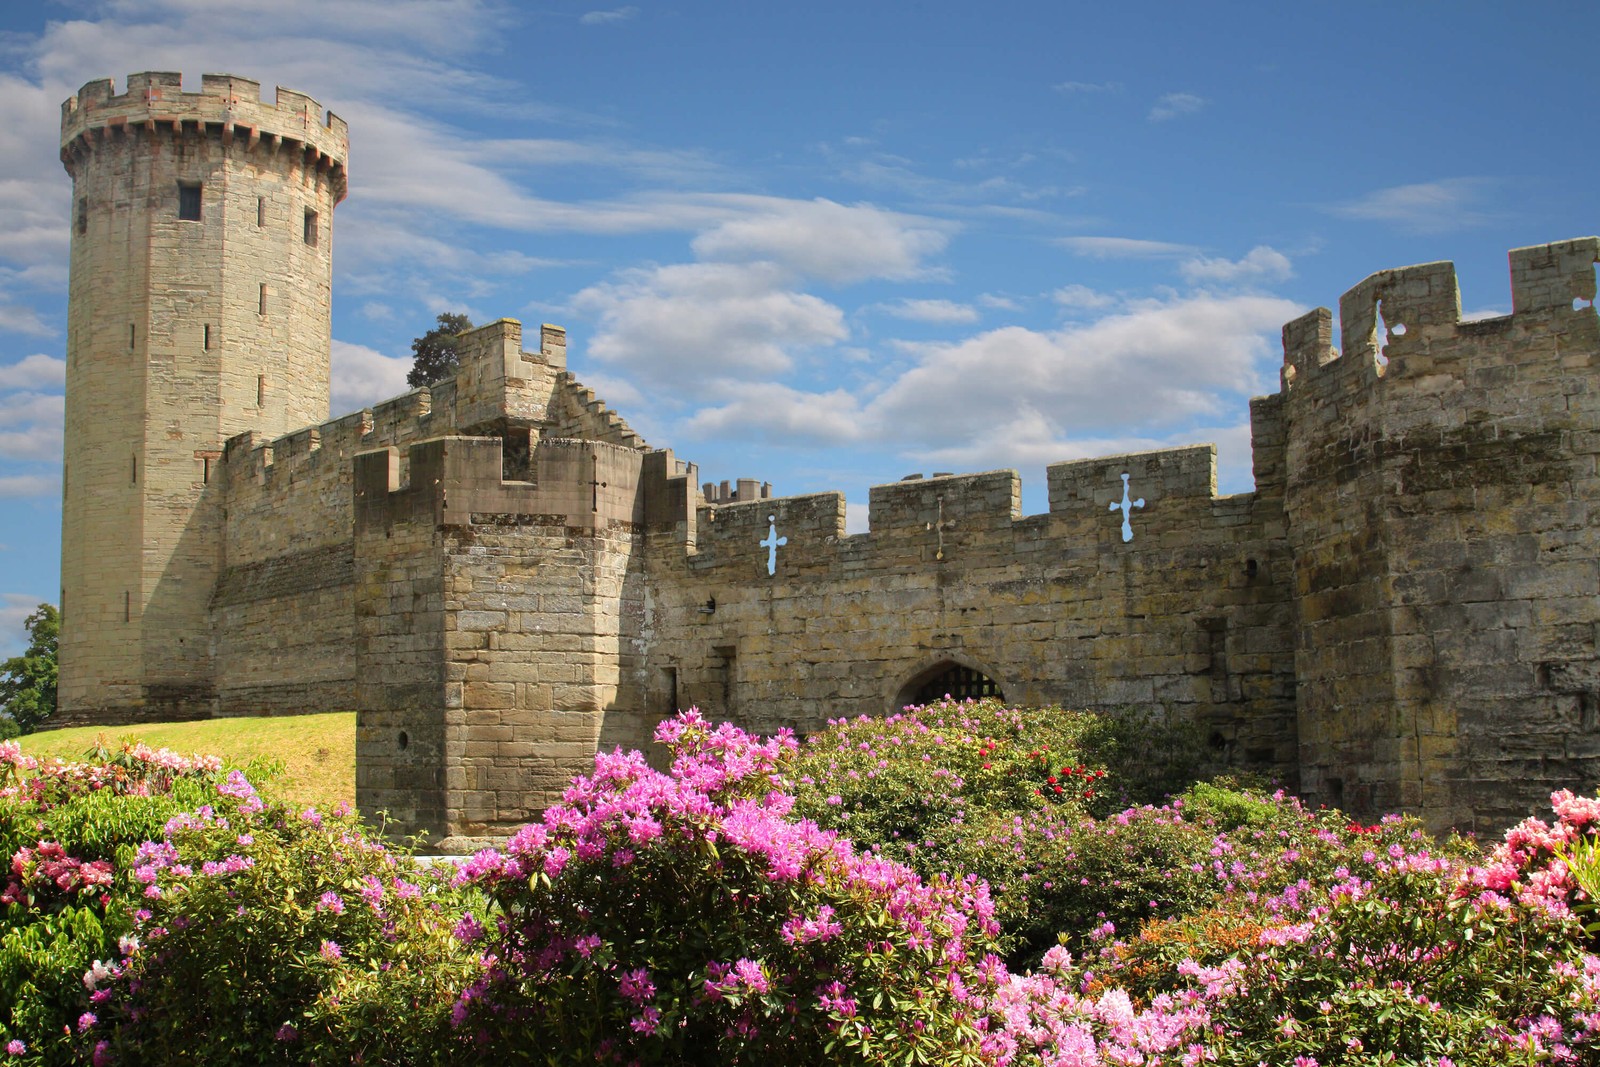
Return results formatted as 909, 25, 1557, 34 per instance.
19, 711, 355, 810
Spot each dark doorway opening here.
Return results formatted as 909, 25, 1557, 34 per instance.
900, 661, 1005, 707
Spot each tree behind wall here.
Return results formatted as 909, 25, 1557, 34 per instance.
406, 312, 474, 388
0, 603, 57, 735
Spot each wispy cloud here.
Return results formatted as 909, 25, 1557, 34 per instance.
1149, 92, 1205, 122
1053, 80, 1122, 94
0, 354, 64, 390
574, 262, 848, 387
1053, 284, 1116, 310
875, 299, 979, 325
690, 198, 952, 283
580, 6, 640, 25
0, 475, 56, 499
1180, 245, 1293, 286
1057, 236, 1196, 259
0, 392, 62, 462
1325, 178, 1497, 234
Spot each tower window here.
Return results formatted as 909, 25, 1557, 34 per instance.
256, 197, 265, 228
177, 182, 202, 221
77, 198, 88, 235
124, 591, 131, 623
131, 452, 137, 484
257, 374, 266, 406
203, 324, 212, 350
303, 209, 318, 246
259, 284, 267, 315
129, 323, 136, 349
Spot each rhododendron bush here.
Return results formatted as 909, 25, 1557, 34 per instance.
0, 741, 222, 1063
451, 713, 1001, 1064
3, 707, 1600, 1066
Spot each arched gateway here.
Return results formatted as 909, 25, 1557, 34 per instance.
893, 657, 1006, 710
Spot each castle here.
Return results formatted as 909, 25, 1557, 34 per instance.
54, 73, 1600, 848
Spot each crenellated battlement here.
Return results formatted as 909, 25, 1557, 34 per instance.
61, 73, 347, 199
221, 318, 642, 497
1281, 238, 1600, 397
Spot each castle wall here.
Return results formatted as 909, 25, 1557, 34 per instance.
638, 436, 1298, 781
1285, 238, 1600, 832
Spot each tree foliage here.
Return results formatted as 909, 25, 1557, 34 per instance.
0, 603, 57, 735
405, 312, 474, 388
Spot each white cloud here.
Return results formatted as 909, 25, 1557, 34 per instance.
679, 294, 1302, 467
1179, 245, 1293, 286
877, 299, 979, 325
580, 6, 640, 25
862, 294, 1298, 447
0, 392, 63, 462
1326, 179, 1497, 234
690, 199, 951, 283
0, 354, 65, 390
978, 293, 1021, 311
574, 262, 849, 385
330, 340, 412, 415
685, 382, 866, 444
1149, 92, 1206, 122
0, 475, 57, 499
1052, 284, 1116, 310
845, 499, 868, 535
0, 302, 55, 338
1057, 236, 1197, 259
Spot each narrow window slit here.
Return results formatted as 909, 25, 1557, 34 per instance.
177, 182, 201, 221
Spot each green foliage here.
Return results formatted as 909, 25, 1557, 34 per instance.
788, 700, 1108, 961
97, 776, 482, 1065
405, 312, 474, 388
0, 604, 58, 734
0, 744, 219, 1063
1211, 864, 1589, 1065
1076, 704, 1209, 807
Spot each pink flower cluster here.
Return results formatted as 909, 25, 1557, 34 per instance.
0, 740, 221, 808
453, 710, 1002, 1057
0, 840, 114, 908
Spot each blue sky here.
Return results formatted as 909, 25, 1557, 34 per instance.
0, 1, 1596, 653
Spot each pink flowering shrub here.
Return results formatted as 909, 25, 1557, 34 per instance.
1091, 798, 1600, 1065
453, 711, 1002, 1064
788, 702, 1326, 966
788, 700, 1118, 962
0, 740, 222, 1065
88, 770, 480, 1065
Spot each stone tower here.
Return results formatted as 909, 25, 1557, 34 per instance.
57, 73, 347, 721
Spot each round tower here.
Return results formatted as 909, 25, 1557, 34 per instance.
57, 72, 347, 721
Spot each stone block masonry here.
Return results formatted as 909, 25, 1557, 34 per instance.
50, 73, 1600, 846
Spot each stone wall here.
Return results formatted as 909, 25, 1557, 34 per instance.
639, 436, 1296, 774
1286, 238, 1600, 833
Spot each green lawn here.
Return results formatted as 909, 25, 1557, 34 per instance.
20, 712, 355, 811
